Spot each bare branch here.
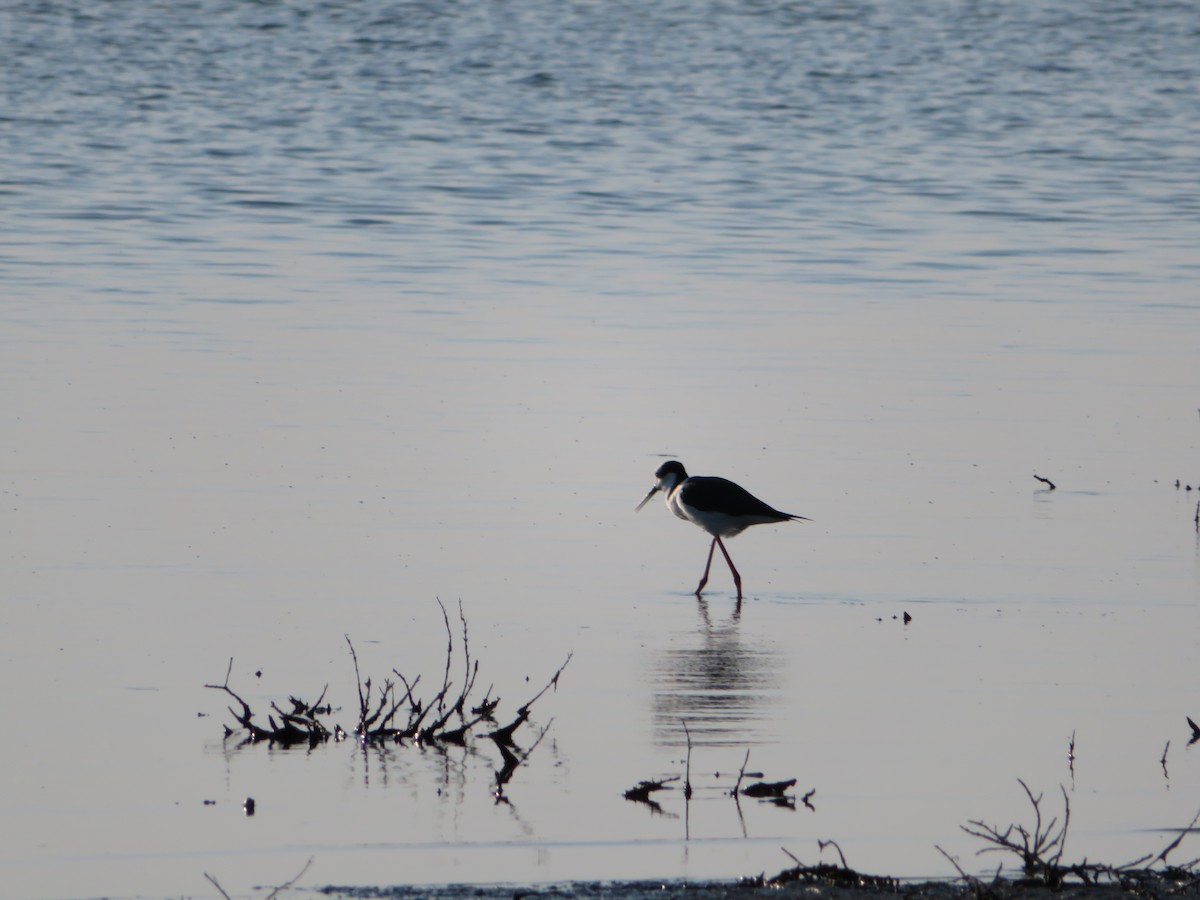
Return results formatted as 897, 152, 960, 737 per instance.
1147, 805, 1200, 868
203, 872, 233, 900
263, 856, 314, 900
819, 838, 850, 870
517, 652, 574, 716
681, 719, 693, 800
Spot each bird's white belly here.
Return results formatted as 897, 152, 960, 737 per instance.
668, 492, 753, 538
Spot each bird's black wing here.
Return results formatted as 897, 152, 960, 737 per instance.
679, 476, 798, 520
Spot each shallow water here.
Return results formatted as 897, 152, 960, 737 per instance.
2, 0, 1199, 897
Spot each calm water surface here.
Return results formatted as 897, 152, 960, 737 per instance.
2, 1, 1199, 898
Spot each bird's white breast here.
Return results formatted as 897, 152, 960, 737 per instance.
666, 486, 755, 538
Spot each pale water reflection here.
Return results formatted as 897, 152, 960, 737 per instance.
650, 602, 784, 748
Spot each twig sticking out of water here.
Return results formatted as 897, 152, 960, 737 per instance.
417, 600, 485, 743
819, 838, 850, 870
960, 779, 1200, 888
435, 597, 454, 718
1034, 474, 1057, 490
1162, 740, 1171, 780
485, 651, 573, 747
204, 855, 313, 900
681, 719, 694, 800
751, 846, 898, 891
342, 604, 520, 745
1146, 805, 1200, 869
207, 604, 570, 798
264, 856, 314, 900
345, 634, 414, 741
962, 779, 1070, 884
203, 872, 233, 900
731, 748, 753, 797
1188, 716, 1200, 746
725, 748, 807, 809
204, 658, 329, 746
935, 845, 1001, 900
486, 652, 572, 795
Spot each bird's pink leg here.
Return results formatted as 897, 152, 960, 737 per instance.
714, 536, 743, 600
694, 537, 717, 596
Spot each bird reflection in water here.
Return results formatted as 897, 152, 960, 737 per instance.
649, 600, 782, 748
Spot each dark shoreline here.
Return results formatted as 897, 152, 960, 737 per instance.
315, 871, 1200, 900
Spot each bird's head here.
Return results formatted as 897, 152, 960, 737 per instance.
636, 460, 689, 511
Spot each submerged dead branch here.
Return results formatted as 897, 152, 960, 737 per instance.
742, 778, 797, 799
204, 658, 328, 747
206, 604, 569, 797
624, 776, 680, 803
485, 651, 573, 747
484, 653, 572, 795
626, 737, 810, 826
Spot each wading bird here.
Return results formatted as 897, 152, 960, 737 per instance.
636, 460, 808, 600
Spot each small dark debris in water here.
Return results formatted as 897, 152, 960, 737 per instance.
203, 799, 215, 806
903, 611, 912, 624
742, 778, 797, 798
1188, 716, 1200, 745
243, 797, 256, 816
255, 669, 262, 678
623, 776, 678, 803
472, 695, 500, 719
1034, 474, 1056, 490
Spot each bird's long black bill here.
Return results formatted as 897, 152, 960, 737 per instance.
635, 486, 659, 511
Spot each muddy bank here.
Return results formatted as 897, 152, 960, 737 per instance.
315, 874, 1198, 900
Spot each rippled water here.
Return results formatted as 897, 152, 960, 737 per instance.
2, 1, 1199, 898
5, 0, 1198, 305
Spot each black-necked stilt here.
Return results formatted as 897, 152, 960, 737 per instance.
636, 460, 808, 600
